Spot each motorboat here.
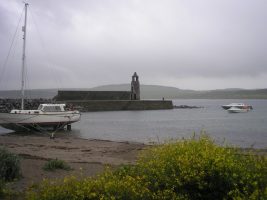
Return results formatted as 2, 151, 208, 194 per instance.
227, 106, 250, 113
222, 103, 252, 110
0, 3, 81, 133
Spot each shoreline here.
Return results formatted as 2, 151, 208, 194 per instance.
0, 132, 266, 193
0, 133, 146, 192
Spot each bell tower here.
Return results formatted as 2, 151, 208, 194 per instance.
131, 72, 140, 100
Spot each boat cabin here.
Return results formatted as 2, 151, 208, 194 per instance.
10, 104, 66, 114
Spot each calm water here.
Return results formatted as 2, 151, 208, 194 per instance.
0, 99, 266, 148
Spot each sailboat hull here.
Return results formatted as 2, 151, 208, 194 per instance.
0, 112, 81, 131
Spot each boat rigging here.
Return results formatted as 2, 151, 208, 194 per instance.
0, 3, 81, 135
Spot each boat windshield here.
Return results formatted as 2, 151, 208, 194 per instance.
38, 105, 43, 110
38, 105, 63, 112
44, 106, 62, 112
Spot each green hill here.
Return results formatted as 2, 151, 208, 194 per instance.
90, 84, 194, 99
90, 84, 267, 99
0, 89, 58, 99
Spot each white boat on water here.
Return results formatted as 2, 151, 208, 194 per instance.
0, 3, 81, 132
227, 106, 250, 113
222, 103, 253, 110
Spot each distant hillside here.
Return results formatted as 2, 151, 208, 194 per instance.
90, 84, 267, 99
185, 89, 267, 99
90, 84, 194, 99
0, 85, 266, 99
0, 89, 58, 99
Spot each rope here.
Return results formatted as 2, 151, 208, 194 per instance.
0, 112, 80, 138
0, 7, 24, 89
22, 114, 75, 138
28, 7, 63, 90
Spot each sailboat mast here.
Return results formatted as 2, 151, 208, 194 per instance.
21, 3, 28, 110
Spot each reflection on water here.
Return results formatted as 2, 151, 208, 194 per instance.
1, 99, 267, 148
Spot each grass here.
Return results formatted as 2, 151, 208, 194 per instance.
0, 147, 21, 182
26, 136, 267, 200
43, 159, 71, 171
0, 148, 21, 199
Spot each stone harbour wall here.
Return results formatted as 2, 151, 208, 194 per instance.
56, 91, 131, 101
58, 100, 173, 112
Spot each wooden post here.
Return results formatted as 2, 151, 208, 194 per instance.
67, 124, 71, 131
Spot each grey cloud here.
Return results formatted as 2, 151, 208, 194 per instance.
0, 0, 266, 90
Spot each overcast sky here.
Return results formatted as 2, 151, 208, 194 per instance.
0, 0, 266, 90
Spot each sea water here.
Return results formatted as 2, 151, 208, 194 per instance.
0, 99, 266, 148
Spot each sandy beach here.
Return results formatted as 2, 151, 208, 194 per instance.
0, 132, 146, 192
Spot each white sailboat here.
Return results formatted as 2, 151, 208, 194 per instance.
0, 3, 81, 132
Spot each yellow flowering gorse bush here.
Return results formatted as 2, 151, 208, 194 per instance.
26, 136, 267, 200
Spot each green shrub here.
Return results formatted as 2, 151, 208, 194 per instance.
27, 136, 267, 200
43, 159, 71, 171
0, 180, 20, 200
136, 136, 267, 199
0, 179, 5, 198
0, 147, 21, 182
